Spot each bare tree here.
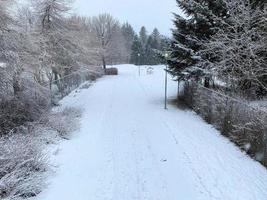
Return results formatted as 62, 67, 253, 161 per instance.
66, 15, 101, 66
106, 23, 128, 65
90, 13, 120, 70
33, 0, 72, 32
0, 0, 13, 33
33, 0, 74, 88
16, 5, 35, 33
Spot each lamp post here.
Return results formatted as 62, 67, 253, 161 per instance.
164, 52, 169, 110
138, 53, 141, 76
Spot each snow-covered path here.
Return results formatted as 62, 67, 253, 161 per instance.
38, 65, 267, 200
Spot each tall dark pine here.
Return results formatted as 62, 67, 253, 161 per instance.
168, 0, 228, 81
145, 36, 156, 65
151, 28, 161, 50
139, 26, 148, 48
130, 35, 143, 65
121, 23, 136, 62
145, 28, 162, 65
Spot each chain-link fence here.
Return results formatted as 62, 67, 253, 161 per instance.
0, 67, 104, 135
49, 68, 103, 101
179, 82, 267, 166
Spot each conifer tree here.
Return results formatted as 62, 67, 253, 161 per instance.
151, 28, 161, 50
130, 35, 143, 65
202, 0, 267, 94
139, 26, 148, 48
145, 36, 155, 65
168, 0, 228, 81
121, 23, 136, 62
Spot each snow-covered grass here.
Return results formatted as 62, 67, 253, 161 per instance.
250, 100, 267, 112
0, 105, 83, 200
179, 82, 267, 164
34, 65, 267, 200
40, 107, 82, 139
0, 133, 47, 199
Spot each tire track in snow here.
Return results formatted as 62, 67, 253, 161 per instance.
93, 78, 116, 200
132, 74, 173, 200
135, 69, 220, 199
162, 121, 221, 200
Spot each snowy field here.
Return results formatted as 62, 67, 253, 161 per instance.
36, 65, 267, 200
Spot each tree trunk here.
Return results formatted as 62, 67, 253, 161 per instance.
102, 56, 106, 71
204, 77, 210, 88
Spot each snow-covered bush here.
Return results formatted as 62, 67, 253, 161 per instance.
0, 133, 48, 199
0, 105, 82, 199
79, 82, 92, 90
40, 107, 82, 139
0, 74, 51, 135
105, 68, 118, 75
180, 82, 267, 166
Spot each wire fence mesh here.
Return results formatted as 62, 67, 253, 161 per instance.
179, 81, 267, 166
0, 67, 104, 135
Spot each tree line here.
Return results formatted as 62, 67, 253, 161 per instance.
130, 26, 170, 65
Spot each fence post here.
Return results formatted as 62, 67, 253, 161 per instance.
177, 80, 180, 100
263, 114, 267, 166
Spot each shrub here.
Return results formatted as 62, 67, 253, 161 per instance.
40, 107, 82, 139
0, 133, 47, 199
179, 82, 267, 166
0, 105, 82, 199
105, 68, 118, 75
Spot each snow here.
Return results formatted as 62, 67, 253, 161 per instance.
36, 64, 267, 200
250, 100, 267, 113
0, 63, 7, 68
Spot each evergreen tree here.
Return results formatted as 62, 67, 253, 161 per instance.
139, 26, 148, 48
168, 0, 228, 81
202, 0, 267, 95
130, 26, 171, 65
121, 23, 135, 41
151, 28, 161, 50
145, 30, 164, 65
130, 35, 143, 65
145, 36, 155, 65
160, 36, 171, 52
121, 22, 136, 62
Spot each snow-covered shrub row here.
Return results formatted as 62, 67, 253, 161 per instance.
105, 68, 118, 75
0, 0, 107, 135
51, 68, 104, 100
0, 133, 47, 199
180, 82, 267, 166
0, 75, 51, 134
0, 106, 82, 199
40, 107, 82, 139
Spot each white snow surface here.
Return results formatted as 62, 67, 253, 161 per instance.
0, 62, 7, 68
36, 65, 267, 200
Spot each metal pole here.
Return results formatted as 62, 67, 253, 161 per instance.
177, 80, 180, 99
165, 64, 168, 110
138, 53, 141, 76
164, 52, 169, 110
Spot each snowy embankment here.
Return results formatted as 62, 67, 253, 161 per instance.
35, 65, 267, 200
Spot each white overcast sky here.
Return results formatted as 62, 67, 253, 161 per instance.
73, 0, 184, 36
